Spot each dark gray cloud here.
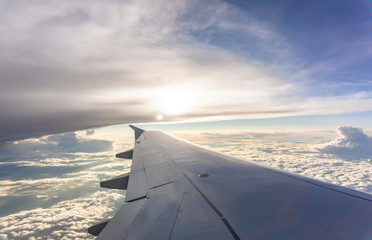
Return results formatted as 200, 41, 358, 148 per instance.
47, 132, 112, 153
1, 0, 372, 142
0, 108, 152, 142
0, 0, 285, 141
0, 131, 113, 162
318, 126, 372, 160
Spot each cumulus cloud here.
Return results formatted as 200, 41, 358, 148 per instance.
0, 128, 132, 239
177, 130, 372, 194
0, 191, 123, 240
1, 127, 372, 239
318, 126, 372, 160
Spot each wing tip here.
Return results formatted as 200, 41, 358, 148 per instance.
129, 125, 145, 140
129, 125, 145, 131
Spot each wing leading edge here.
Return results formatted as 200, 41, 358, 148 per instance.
89, 126, 372, 240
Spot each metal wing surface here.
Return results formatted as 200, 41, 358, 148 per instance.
89, 126, 372, 240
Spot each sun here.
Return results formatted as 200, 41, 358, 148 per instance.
160, 87, 194, 116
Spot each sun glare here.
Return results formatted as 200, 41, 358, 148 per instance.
160, 88, 194, 116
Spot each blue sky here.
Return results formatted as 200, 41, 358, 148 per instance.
0, 0, 371, 141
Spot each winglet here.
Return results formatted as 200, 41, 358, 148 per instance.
129, 125, 145, 140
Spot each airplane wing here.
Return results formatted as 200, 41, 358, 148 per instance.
88, 125, 372, 240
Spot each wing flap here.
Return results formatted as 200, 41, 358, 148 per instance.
125, 192, 184, 239
169, 189, 235, 240
96, 199, 146, 240
129, 146, 144, 172
146, 162, 183, 188
125, 169, 148, 201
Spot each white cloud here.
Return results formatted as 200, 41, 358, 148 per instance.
0, 191, 123, 240
177, 130, 372, 194
1, 128, 372, 239
318, 126, 372, 160
0, 129, 132, 239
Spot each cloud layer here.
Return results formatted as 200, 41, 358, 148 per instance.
0, 129, 132, 239
177, 128, 372, 193
1, 0, 372, 141
0, 126, 371, 239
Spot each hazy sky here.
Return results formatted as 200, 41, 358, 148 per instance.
1, 0, 372, 141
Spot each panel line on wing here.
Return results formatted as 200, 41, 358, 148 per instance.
168, 191, 187, 240
149, 179, 183, 190
268, 169, 372, 202
162, 131, 372, 203
177, 171, 241, 240
149, 133, 241, 240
